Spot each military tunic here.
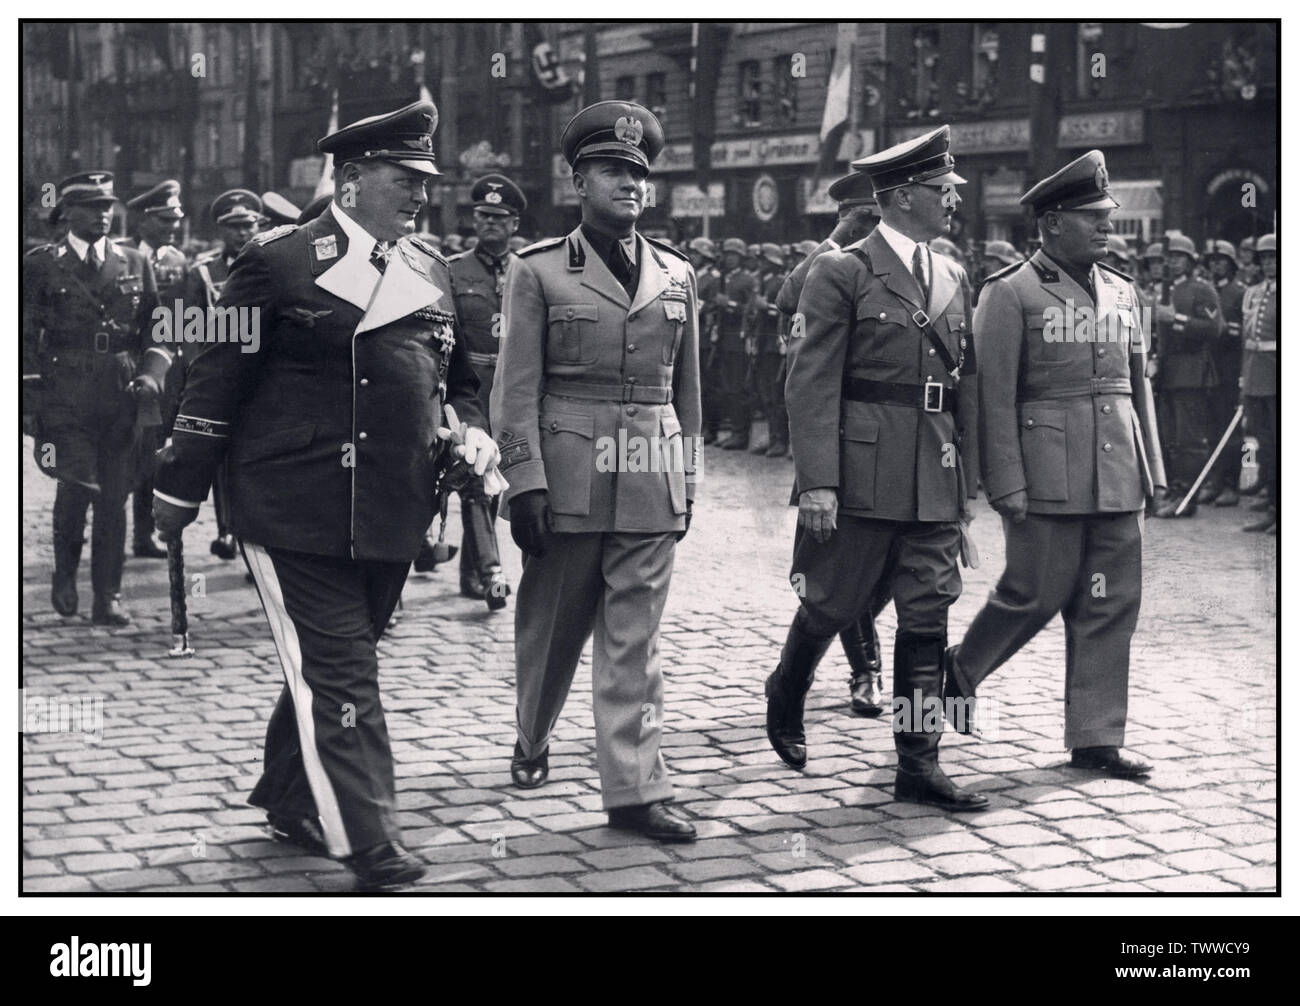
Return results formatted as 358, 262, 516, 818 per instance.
1153, 274, 1224, 487
1240, 277, 1277, 504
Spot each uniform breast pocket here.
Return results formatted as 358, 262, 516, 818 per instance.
547, 304, 599, 365
540, 412, 595, 515
115, 276, 144, 314
854, 301, 912, 362
839, 414, 880, 511
1019, 408, 1068, 501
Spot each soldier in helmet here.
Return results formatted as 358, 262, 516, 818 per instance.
715, 237, 757, 449
749, 242, 790, 457
1237, 236, 1262, 287
1240, 233, 1277, 532
1199, 240, 1247, 508
688, 236, 723, 445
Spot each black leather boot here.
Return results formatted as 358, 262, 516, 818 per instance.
51, 484, 88, 617
893, 634, 988, 812
841, 613, 885, 717
92, 593, 132, 627
91, 494, 129, 625
765, 613, 834, 768
462, 496, 510, 611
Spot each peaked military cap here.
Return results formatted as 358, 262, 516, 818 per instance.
319, 100, 441, 176
561, 100, 664, 172
58, 171, 117, 206
127, 179, 184, 218
1022, 149, 1119, 217
471, 173, 527, 216
853, 125, 965, 194
827, 170, 878, 207
261, 191, 302, 227
211, 189, 264, 226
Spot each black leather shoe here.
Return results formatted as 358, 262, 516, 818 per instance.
1154, 495, 1196, 518
459, 575, 486, 599
1195, 483, 1219, 505
210, 534, 238, 560
51, 571, 79, 617
894, 770, 989, 812
607, 801, 697, 843
133, 537, 168, 559
764, 440, 789, 458
1243, 508, 1277, 532
1213, 486, 1240, 507
702, 430, 718, 446
483, 568, 510, 611
1248, 496, 1273, 512
510, 741, 548, 789
1070, 746, 1151, 779
718, 433, 750, 451
344, 841, 426, 891
766, 668, 808, 768
91, 595, 131, 627
267, 813, 329, 857
849, 671, 885, 717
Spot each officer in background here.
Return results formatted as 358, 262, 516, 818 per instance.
177, 190, 268, 560
23, 172, 168, 626
492, 100, 702, 842
1200, 239, 1247, 508
446, 172, 525, 607
1240, 233, 1277, 533
688, 237, 722, 445
1237, 236, 1261, 287
153, 101, 497, 890
946, 151, 1165, 779
1152, 234, 1223, 517
123, 180, 189, 560
716, 237, 757, 450
775, 170, 888, 718
773, 126, 984, 810
749, 242, 790, 457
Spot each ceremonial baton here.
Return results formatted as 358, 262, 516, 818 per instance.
1174, 405, 1244, 516
166, 534, 194, 657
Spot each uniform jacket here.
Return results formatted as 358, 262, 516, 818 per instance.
717, 266, 756, 345
1154, 275, 1224, 390
975, 251, 1165, 516
1241, 278, 1277, 397
785, 227, 978, 522
1211, 276, 1246, 387
776, 238, 836, 317
696, 266, 721, 343
153, 209, 485, 562
752, 270, 786, 353
448, 247, 515, 423
491, 226, 702, 534
122, 237, 188, 301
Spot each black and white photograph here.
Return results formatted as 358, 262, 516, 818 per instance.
15, 14, 1285, 927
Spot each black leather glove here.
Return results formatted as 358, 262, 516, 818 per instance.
509, 489, 551, 558
152, 497, 198, 543
675, 500, 693, 542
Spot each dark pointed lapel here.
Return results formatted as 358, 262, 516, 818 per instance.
574, 227, 632, 309
1032, 250, 1090, 309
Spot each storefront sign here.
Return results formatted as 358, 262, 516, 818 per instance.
983, 167, 1025, 213
1057, 110, 1144, 148
896, 119, 1029, 154
656, 131, 872, 174
670, 182, 726, 218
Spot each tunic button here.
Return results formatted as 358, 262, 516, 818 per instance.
1103, 442, 1113, 452
878, 312, 888, 321
565, 308, 575, 320
627, 344, 636, 352
928, 348, 936, 356
627, 376, 637, 384
359, 378, 369, 386
359, 432, 368, 441
960, 337, 967, 348
626, 406, 637, 416
550, 421, 558, 432
1097, 347, 1106, 357
1026, 419, 1035, 428
1101, 404, 1112, 414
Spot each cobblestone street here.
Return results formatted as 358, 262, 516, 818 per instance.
22, 436, 1277, 894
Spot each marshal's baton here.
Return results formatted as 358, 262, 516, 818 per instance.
1174, 405, 1244, 516
166, 534, 194, 657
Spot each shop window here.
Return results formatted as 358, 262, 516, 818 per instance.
739, 59, 763, 127
773, 55, 797, 123
910, 27, 940, 118
646, 72, 667, 123
972, 25, 999, 102
615, 74, 637, 103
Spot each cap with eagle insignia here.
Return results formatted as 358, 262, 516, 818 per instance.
1021, 149, 1120, 217
852, 125, 965, 194
561, 100, 665, 173
57, 171, 117, 206
211, 189, 265, 226
127, 179, 184, 218
318, 100, 441, 176
471, 173, 526, 216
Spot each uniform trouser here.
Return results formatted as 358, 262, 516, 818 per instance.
717, 347, 751, 437
752, 352, 788, 446
1160, 387, 1211, 487
53, 479, 128, 598
701, 341, 721, 434
514, 531, 676, 809
1206, 378, 1243, 491
458, 493, 502, 582
1243, 394, 1278, 505
956, 511, 1143, 749
243, 542, 409, 858
131, 427, 164, 543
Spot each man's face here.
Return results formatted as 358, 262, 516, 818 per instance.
904, 183, 960, 240
984, 255, 1005, 275
141, 214, 180, 247
220, 221, 258, 256
352, 161, 432, 239
65, 201, 114, 241
1208, 257, 1234, 281
1144, 256, 1164, 280
846, 206, 878, 242
1046, 208, 1112, 266
472, 208, 517, 251
1167, 251, 1193, 279
688, 250, 704, 269
722, 251, 740, 272
1259, 251, 1277, 280
573, 158, 647, 232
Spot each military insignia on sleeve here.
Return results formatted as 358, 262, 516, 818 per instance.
615, 116, 644, 145
497, 431, 531, 469
287, 306, 333, 326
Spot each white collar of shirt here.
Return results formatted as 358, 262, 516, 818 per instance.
617, 233, 638, 265
66, 232, 108, 263
330, 201, 380, 258
138, 238, 155, 258
876, 220, 927, 285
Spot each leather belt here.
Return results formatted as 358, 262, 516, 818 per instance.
544, 379, 673, 404
1022, 377, 1132, 401
48, 331, 135, 354
467, 350, 498, 367
843, 376, 954, 413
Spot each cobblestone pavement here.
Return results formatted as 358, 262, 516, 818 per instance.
22, 434, 1277, 894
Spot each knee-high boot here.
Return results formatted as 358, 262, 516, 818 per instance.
765, 610, 834, 768
841, 611, 885, 717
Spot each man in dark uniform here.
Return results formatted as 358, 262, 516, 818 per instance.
124, 180, 189, 560
1240, 233, 1277, 533
153, 101, 497, 890
177, 190, 268, 560
445, 172, 525, 607
1197, 240, 1247, 508
24, 172, 169, 626
771, 126, 985, 811
716, 237, 757, 450
492, 100, 702, 842
1152, 234, 1223, 517
776, 169, 888, 718
749, 243, 790, 457
688, 237, 722, 445
946, 151, 1165, 779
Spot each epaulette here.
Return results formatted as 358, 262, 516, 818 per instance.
447, 249, 471, 263
978, 259, 1027, 290
645, 235, 690, 265
407, 234, 447, 264
517, 235, 566, 258
24, 243, 54, 258
249, 224, 297, 246
1097, 261, 1134, 283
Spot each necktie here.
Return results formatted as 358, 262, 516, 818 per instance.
86, 243, 102, 274
370, 241, 391, 275
609, 242, 636, 297
911, 245, 929, 305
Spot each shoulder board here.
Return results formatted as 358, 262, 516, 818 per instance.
979, 260, 1027, 288
1096, 261, 1134, 283
517, 235, 567, 258
249, 224, 298, 246
645, 235, 690, 264
193, 248, 222, 265
447, 249, 472, 263
24, 243, 54, 258
407, 235, 447, 264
